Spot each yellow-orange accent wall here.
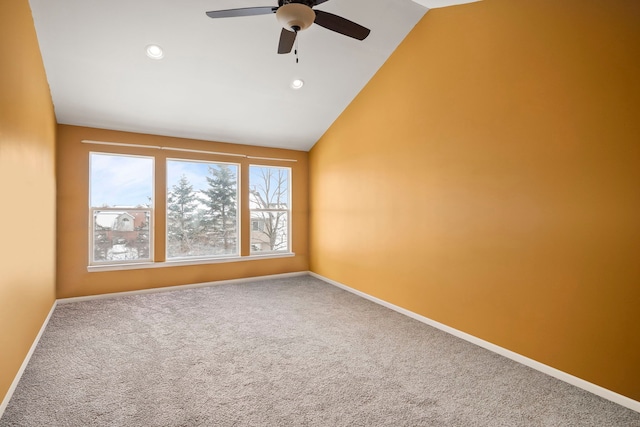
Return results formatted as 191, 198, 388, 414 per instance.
310, 0, 640, 400
0, 0, 57, 404
57, 125, 309, 298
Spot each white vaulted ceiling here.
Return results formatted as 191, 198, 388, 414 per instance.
27, 0, 472, 151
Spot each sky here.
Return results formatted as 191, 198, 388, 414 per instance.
166, 159, 236, 191
90, 153, 153, 207
90, 153, 289, 207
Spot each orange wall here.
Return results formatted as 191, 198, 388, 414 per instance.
310, 0, 640, 400
0, 1, 57, 404
57, 125, 309, 298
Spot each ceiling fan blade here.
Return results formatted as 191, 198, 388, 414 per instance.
278, 28, 297, 54
313, 10, 370, 41
206, 7, 277, 19
313, 0, 331, 5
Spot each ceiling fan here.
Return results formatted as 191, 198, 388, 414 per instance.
206, 0, 371, 54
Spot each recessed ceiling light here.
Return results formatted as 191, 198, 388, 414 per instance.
291, 79, 304, 89
146, 44, 164, 60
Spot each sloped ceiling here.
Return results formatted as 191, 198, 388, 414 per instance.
28, 0, 467, 150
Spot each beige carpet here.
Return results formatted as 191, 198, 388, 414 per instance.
1, 275, 638, 426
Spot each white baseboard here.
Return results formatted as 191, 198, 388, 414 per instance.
0, 300, 58, 419
309, 271, 640, 414
6, 272, 637, 417
57, 271, 309, 304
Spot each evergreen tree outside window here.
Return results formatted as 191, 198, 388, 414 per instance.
166, 159, 239, 259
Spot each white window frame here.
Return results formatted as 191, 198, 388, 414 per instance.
85, 145, 297, 272
249, 165, 292, 254
165, 158, 241, 261
88, 152, 154, 266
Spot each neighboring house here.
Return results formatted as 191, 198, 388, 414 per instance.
250, 217, 271, 252
93, 211, 149, 261
249, 192, 289, 252
114, 213, 135, 231
250, 213, 288, 253
95, 211, 147, 233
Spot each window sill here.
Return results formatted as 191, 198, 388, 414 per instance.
87, 252, 296, 272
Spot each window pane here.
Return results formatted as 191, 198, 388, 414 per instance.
250, 211, 289, 253
166, 160, 239, 259
89, 153, 153, 265
92, 209, 151, 262
249, 166, 290, 253
90, 153, 153, 208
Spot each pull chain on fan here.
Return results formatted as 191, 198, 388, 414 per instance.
295, 35, 299, 63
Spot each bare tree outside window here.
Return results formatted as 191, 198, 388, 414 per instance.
249, 166, 290, 253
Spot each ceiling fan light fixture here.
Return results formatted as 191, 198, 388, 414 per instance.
291, 79, 304, 89
276, 3, 315, 32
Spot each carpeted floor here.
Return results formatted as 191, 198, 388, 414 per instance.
1, 275, 638, 426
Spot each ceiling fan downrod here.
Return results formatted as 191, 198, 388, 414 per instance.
279, 0, 315, 7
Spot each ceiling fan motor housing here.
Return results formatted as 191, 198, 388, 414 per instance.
276, 1, 316, 32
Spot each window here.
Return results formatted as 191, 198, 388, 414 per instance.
88, 146, 294, 269
166, 159, 239, 259
249, 165, 290, 253
90, 153, 153, 265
